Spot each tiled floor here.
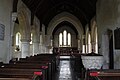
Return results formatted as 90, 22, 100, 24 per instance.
59, 60, 72, 80
54, 56, 77, 80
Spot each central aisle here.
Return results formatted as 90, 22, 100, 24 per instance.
54, 56, 77, 80
59, 60, 72, 80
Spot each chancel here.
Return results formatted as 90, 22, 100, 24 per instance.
0, 0, 120, 80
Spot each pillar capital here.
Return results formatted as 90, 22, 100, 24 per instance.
12, 12, 17, 22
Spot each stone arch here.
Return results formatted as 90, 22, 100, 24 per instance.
32, 16, 40, 43
53, 25, 76, 35
47, 12, 84, 37
17, 1, 31, 40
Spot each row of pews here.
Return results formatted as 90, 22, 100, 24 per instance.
0, 54, 59, 80
86, 69, 120, 80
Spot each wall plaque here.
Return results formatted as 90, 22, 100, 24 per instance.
0, 24, 5, 40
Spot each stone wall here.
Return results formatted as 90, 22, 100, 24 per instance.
96, 0, 120, 69
0, 0, 13, 63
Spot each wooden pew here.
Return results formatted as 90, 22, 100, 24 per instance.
19, 54, 57, 71
0, 54, 57, 80
0, 78, 31, 80
15, 60, 54, 80
88, 69, 120, 80
11, 54, 57, 80
0, 68, 42, 80
11, 54, 56, 67
18, 54, 57, 78
0, 63, 49, 80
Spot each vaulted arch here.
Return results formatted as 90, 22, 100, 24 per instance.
17, 2, 31, 40
47, 12, 84, 37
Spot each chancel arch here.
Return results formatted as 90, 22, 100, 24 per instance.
47, 12, 84, 50
47, 12, 83, 36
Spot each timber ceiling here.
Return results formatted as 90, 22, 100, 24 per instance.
21, 0, 97, 32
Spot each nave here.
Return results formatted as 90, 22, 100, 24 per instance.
0, 53, 120, 80
53, 56, 76, 80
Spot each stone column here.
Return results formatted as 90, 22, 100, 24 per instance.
77, 35, 82, 52
78, 39, 80, 50
49, 39, 53, 54
39, 34, 43, 53
50, 39, 53, 46
91, 41, 96, 53
21, 39, 30, 58
32, 28, 40, 55
79, 39, 83, 53
8, 12, 17, 61
82, 35, 86, 53
33, 41, 39, 55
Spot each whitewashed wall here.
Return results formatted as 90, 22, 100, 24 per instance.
0, 0, 13, 63
97, 0, 120, 69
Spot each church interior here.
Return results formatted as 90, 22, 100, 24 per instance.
0, 0, 120, 80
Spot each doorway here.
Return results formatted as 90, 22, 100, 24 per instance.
108, 30, 114, 69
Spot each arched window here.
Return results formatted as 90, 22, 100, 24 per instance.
15, 32, 21, 51
16, 32, 21, 46
59, 33, 62, 46
82, 45, 85, 53
88, 34, 92, 53
86, 45, 88, 53
63, 30, 67, 45
59, 30, 71, 47
68, 33, 71, 46
30, 33, 33, 44
95, 28, 98, 53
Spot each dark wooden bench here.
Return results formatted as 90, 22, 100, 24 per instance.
14, 60, 55, 80
87, 69, 120, 80
0, 68, 42, 80
18, 54, 57, 72
0, 63, 49, 80
0, 54, 58, 80
0, 78, 31, 80
18, 54, 57, 77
